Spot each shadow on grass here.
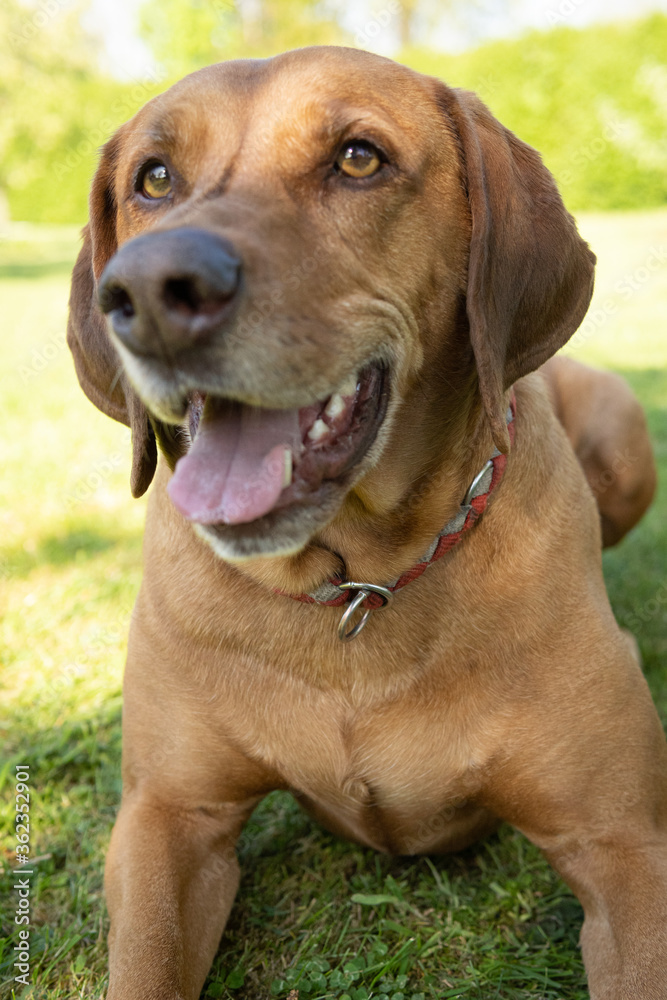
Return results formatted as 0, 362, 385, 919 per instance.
0, 233, 79, 280
0, 259, 76, 280
214, 796, 588, 999
2, 525, 142, 579
3, 698, 123, 786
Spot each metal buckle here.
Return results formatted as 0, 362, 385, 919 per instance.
462, 459, 494, 506
336, 581, 394, 642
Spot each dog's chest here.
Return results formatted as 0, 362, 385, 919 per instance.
224, 677, 487, 854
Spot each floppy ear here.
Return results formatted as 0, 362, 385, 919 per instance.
437, 86, 596, 452
67, 134, 157, 497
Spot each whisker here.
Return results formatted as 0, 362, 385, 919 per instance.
108, 364, 124, 398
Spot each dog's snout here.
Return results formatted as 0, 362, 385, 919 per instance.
98, 227, 241, 357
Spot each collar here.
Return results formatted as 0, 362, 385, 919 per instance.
277, 394, 516, 641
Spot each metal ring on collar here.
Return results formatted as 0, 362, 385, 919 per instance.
336, 582, 394, 642
462, 459, 494, 506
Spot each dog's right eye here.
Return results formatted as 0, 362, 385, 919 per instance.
335, 141, 383, 179
139, 162, 172, 199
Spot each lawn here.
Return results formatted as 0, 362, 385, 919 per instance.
1, 210, 666, 1000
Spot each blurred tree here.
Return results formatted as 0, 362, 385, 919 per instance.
0, 0, 97, 217
394, 0, 517, 49
406, 13, 667, 211
397, 0, 419, 47
0, 0, 162, 222
139, 0, 349, 79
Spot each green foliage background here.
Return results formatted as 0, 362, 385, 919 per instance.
1, 0, 163, 224
405, 14, 667, 212
1, 4, 667, 223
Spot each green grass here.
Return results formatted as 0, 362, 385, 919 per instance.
1, 211, 666, 1000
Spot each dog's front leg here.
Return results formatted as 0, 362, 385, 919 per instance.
492, 659, 667, 999
546, 835, 667, 999
104, 789, 255, 1000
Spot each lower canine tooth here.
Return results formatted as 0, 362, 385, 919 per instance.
283, 448, 293, 487
308, 418, 329, 442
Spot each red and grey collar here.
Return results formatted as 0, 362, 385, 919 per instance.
278, 394, 516, 641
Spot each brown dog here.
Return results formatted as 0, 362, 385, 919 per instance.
67, 47, 667, 1000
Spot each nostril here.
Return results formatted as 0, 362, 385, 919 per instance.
99, 284, 135, 319
164, 277, 202, 316
162, 275, 235, 319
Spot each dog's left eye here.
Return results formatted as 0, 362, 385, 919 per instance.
140, 162, 172, 199
335, 141, 383, 179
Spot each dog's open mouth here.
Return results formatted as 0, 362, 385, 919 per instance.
167, 363, 388, 527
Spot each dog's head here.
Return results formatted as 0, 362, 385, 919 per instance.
68, 46, 594, 561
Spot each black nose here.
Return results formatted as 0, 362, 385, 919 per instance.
98, 227, 241, 357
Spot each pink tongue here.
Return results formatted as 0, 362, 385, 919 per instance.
168, 403, 301, 525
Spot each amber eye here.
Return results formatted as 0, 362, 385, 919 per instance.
140, 162, 172, 199
336, 141, 382, 179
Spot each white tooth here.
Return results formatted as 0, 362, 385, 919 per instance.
324, 393, 346, 420
282, 449, 293, 487
338, 373, 358, 397
308, 418, 329, 442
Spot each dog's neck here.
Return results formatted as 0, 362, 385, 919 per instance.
237, 386, 504, 598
